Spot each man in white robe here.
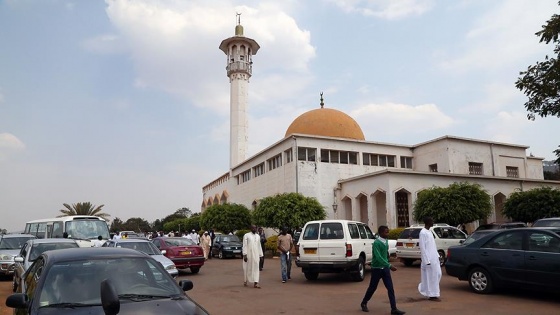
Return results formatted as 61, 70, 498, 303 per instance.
243, 225, 263, 288
418, 217, 442, 301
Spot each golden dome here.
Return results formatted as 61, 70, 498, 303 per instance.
285, 107, 365, 140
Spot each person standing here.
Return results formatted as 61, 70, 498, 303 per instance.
360, 226, 405, 314
258, 227, 266, 271
277, 227, 293, 283
190, 230, 200, 245
208, 229, 216, 259
418, 217, 442, 301
200, 231, 212, 260
92, 235, 103, 247
243, 225, 263, 288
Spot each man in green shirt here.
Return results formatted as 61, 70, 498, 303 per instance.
360, 225, 405, 314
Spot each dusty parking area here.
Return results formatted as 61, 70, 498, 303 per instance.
1, 257, 559, 315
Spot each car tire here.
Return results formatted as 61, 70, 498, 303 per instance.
218, 249, 224, 259
402, 259, 414, 267
438, 250, 446, 266
352, 257, 366, 282
468, 267, 493, 294
304, 271, 319, 280
191, 267, 200, 274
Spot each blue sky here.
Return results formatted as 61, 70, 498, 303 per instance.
1, 0, 559, 232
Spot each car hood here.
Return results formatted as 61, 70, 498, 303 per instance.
0, 249, 20, 258
36, 297, 208, 315
220, 241, 242, 247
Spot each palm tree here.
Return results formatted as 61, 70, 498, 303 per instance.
58, 202, 111, 220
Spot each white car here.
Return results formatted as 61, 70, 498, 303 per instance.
103, 238, 179, 277
396, 223, 466, 266
12, 238, 79, 292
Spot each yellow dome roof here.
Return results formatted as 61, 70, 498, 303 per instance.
285, 107, 365, 140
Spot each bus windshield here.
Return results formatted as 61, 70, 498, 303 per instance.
65, 220, 110, 240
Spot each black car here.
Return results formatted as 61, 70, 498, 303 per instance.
211, 234, 242, 259
445, 227, 560, 294
5, 247, 209, 315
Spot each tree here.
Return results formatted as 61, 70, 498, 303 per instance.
58, 202, 110, 220
413, 182, 492, 226
515, 4, 560, 164
109, 217, 125, 233
161, 209, 191, 226
252, 193, 326, 231
503, 186, 560, 223
164, 214, 201, 234
199, 203, 252, 233
123, 217, 151, 233
0, 228, 7, 235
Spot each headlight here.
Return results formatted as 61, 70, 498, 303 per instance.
165, 264, 177, 271
0, 254, 14, 261
224, 247, 231, 250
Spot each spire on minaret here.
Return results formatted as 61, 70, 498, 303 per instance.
320, 92, 324, 108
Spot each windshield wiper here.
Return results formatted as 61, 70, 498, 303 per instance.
42, 302, 97, 308
118, 294, 172, 301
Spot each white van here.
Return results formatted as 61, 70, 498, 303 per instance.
295, 220, 378, 282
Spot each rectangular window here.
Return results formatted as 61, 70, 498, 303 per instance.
320, 149, 329, 162
469, 162, 483, 175
400, 156, 413, 169
285, 149, 293, 163
363, 153, 395, 166
239, 170, 251, 183
378, 154, 396, 167
320, 150, 359, 164
330, 150, 339, 163
253, 163, 265, 177
298, 147, 316, 162
429, 163, 438, 172
506, 166, 519, 178
267, 154, 282, 171
349, 152, 358, 164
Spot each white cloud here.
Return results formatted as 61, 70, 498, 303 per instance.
104, 0, 315, 114
439, 0, 558, 73
0, 133, 25, 160
351, 102, 455, 138
329, 0, 434, 20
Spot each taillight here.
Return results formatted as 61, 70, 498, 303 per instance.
396, 242, 403, 247
345, 243, 353, 257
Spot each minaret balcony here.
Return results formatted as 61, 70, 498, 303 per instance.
226, 61, 252, 76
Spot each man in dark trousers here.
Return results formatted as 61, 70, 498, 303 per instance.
208, 228, 216, 259
360, 225, 405, 314
258, 227, 266, 271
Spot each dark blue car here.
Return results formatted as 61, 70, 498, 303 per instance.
445, 227, 560, 294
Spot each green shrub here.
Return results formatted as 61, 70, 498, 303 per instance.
265, 235, 278, 252
235, 229, 250, 239
387, 227, 405, 240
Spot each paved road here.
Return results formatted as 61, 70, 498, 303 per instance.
1, 257, 558, 315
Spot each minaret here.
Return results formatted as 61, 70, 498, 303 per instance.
219, 14, 260, 168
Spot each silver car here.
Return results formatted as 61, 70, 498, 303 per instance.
103, 238, 179, 277
0, 234, 36, 278
12, 238, 79, 292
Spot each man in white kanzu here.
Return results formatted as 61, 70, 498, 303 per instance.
418, 217, 442, 301
243, 225, 263, 288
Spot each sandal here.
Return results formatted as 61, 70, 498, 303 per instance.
254, 283, 261, 289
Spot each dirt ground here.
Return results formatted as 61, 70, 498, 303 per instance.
1, 257, 559, 315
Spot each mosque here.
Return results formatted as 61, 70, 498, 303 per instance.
201, 20, 560, 229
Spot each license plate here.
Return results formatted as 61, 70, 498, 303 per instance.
405, 243, 414, 248
233, 250, 241, 253
180, 251, 191, 255
304, 248, 317, 254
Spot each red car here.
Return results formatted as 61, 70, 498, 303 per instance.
151, 237, 205, 273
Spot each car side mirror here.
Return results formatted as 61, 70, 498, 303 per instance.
179, 280, 194, 292
100, 279, 120, 315
161, 250, 166, 255
6, 293, 28, 309
459, 240, 464, 244
14, 256, 24, 263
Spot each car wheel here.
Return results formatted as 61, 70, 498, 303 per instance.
191, 267, 200, 274
402, 259, 414, 267
469, 267, 493, 294
218, 249, 224, 259
352, 257, 366, 282
438, 250, 446, 266
304, 271, 319, 280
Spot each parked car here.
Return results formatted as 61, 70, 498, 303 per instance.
5, 247, 209, 314
0, 234, 36, 278
445, 227, 560, 294
296, 219, 381, 282
12, 238, 79, 293
151, 237, 205, 273
211, 234, 243, 259
103, 238, 178, 278
532, 217, 560, 227
396, 223, 466, 266
475, 222, 527, 231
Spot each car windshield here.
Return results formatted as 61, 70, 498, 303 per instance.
29, 243, 79, 261
398, 228, 421, 239
165, 238, 195, 246
118, 242, 160, 255
0, 237, 34, 250
38, 257, 182, 307
533, 219, 560, 227
222, 236, 240, 242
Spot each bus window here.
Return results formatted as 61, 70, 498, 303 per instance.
52, 221, 63, 238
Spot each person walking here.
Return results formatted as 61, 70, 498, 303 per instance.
277, 227, 293, 283
418, 217, 442, 301
258, 227, 266, 271
360, 225, 405, 314
200, 231, 212, 260
190, 230, 200, 245
243, 225, 263, 288
208, 229, 216, 259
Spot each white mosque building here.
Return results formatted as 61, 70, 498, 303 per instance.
202, 21, 560, 229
